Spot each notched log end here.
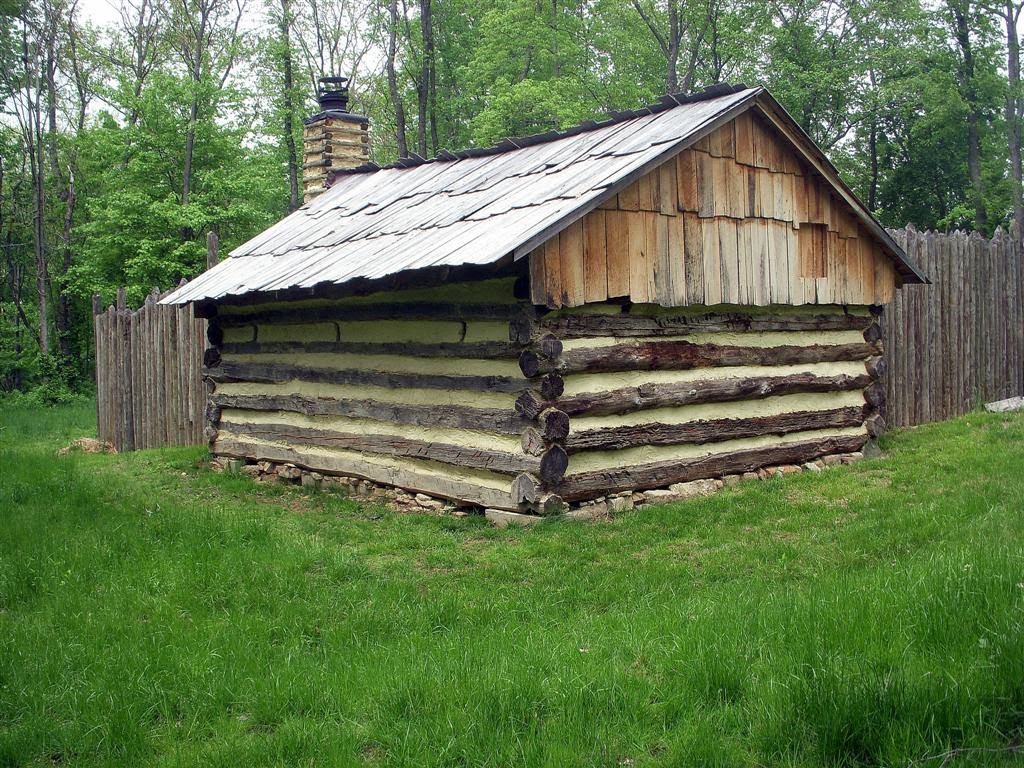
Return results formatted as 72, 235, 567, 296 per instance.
203, 347, 222, 369
539, 445, 569, 483
539, 334, 563, 359
515, 390, 547, 420
865, 411, 886, 438
509, 316, 533, 345
537, 493, 567, 516
864, 381, 886, 408
207, 322, 224, 346
539, 374, 564, 401
511, 473, 541, 504
521, 427, 546, 456
539, 408, 570, 440
519, 349, 542, 378
865, 354, 887, 380
195, 301, 218, 319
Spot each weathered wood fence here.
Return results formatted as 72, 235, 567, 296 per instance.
93, 284, 208, 451
883, 226, 1024, 427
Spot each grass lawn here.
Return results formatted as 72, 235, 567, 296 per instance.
1, 402, 1023, 767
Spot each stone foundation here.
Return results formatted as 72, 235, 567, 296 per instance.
212, 450, 866, 526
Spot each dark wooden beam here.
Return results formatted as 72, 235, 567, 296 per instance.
212, 393, 528, 435
522, 340, 881, 376
564, 406, 866, 453
217, 301, 527, 328
515, 372, 871, 419
533, 310, 873, 339
220, 339, 521, 360
553, 433, 869, 500
206, 360, 529, 394
220, 421, 537, 476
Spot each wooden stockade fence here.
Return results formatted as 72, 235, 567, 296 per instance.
93, 283, 208, 451
883, 226, 1024, 427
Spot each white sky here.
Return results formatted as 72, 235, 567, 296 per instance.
76, 0, 123, 29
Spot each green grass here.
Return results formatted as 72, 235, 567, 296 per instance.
1, 401, 1023, 767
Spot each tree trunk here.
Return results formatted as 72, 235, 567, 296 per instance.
1004, 1, 1024, 238
22, 25, 49, 356
183, 94, 198, 206
416, 0, 433, 156
57, 169, 75, 360
386, 0, 409, 157
280, 0, 299, 212
667, 4, 679, 93
953, 3, 987, 231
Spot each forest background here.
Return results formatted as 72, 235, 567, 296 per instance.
2, 0, 1022, 400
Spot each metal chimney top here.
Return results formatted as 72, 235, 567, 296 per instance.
317, 76, 350, 112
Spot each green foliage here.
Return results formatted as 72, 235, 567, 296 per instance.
3, 0, 1023, 400
1, 406, 1023, 765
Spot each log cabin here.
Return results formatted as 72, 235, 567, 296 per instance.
163, 82, 925, 515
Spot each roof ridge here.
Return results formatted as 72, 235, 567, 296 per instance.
327, 82, 754, 182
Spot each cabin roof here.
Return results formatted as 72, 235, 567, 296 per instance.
164, 85, 924, 306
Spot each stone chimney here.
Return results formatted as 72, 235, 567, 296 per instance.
302, 76, 370, 203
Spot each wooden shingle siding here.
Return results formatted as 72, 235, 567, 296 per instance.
527, 115, 898, 309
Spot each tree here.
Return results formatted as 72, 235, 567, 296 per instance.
167, 0, 247, 209
983, 0, 1024, 236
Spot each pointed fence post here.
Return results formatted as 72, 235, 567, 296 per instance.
207, 231, 219, 270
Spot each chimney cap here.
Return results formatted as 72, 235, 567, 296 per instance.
318, 76, 350, 112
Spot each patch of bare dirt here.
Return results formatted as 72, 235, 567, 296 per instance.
57, 438, 117, 456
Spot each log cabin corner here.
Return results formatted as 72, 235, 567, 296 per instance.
162, 82, 926, 516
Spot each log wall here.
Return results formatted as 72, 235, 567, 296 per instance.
204, 274, 881, 510
513, 303, 882, 505
94, 286, 207, 451
206, 278, 540, 510
527, 112, 898, 309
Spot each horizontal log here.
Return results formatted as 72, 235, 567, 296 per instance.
565, 406, 867, 453
203, 347, 221, 368
526, 340, 881, 376
516, 372, 871, 420
218, 301, 529, 328
553, 434, 869, 501
206, 360, 529, 393
211, 393, 528, 434
215, 436, 518, 510
863, 322, 883, 344
220, 339, 521, 360
220, 421, 537, 476
533, 311, 873, 340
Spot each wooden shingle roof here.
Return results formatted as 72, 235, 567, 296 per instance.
165, 85, 923, 306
